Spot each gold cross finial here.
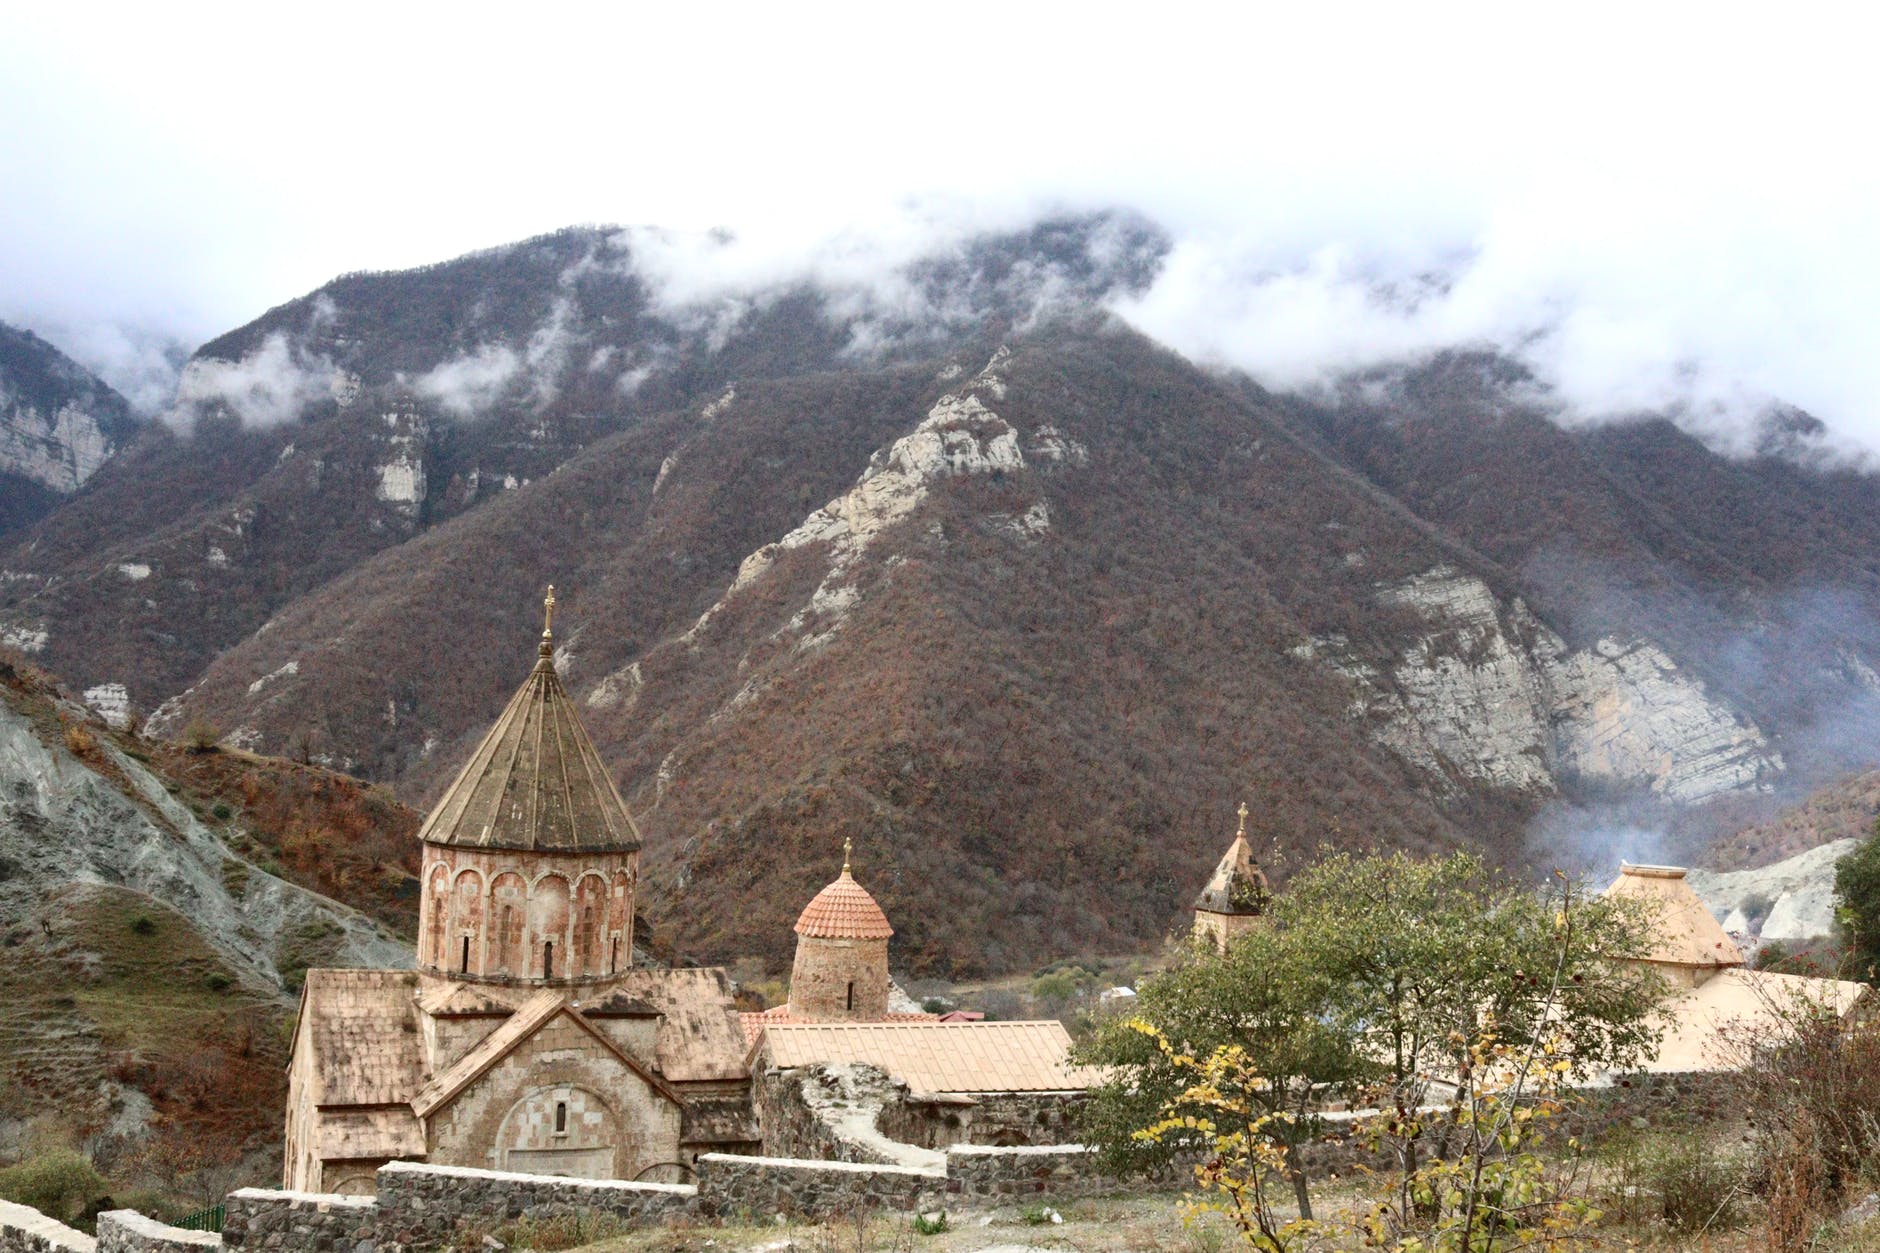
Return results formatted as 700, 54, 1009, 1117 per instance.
543, 585, 557, 639
1237, 801, 1249, 837
842, 837, 853, 875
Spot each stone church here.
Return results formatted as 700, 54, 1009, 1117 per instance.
283, 597, 757, 1193
285, 591, 1105, 1193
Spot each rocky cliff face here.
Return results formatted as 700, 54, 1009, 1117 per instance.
1295, 566, 1781, 803
0, 321, 138, 533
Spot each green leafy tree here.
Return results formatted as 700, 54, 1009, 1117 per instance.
1833, 816, 1880, 979
1076, 851, 1664, 1224
1077, 922, 1366, 1218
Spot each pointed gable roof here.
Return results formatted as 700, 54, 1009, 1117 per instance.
1194, 803, 1271, 916
418, 595, 641, 853
411, 988, 683, 1119
1603, 863, 1745, 970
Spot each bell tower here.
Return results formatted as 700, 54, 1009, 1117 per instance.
415, 587, 642, 987
786, 840, 894, 1021
1192, 802, 1272, 952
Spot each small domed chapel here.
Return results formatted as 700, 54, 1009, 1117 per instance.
282, 593, 1096, 1194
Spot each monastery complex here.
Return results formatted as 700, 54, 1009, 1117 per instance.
283, 594, 1094, 1193
283, 592, 1871, 1196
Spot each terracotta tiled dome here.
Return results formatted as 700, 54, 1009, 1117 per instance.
794, 868, 894, 940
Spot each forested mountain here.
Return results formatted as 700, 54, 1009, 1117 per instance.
4, 216, 1878, 974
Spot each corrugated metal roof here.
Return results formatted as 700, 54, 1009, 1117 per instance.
417, 643, 641, 854
756, 1021, 1099, 1094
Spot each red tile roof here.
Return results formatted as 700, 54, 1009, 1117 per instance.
794, 869, 893, 939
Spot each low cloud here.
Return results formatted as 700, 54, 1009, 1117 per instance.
168, 332, 337, 428
409, 296, 581, 418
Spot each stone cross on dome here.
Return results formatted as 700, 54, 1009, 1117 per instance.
842, 837, 852, 875
540, 584, 557, 655
1237, 801, 1249, 837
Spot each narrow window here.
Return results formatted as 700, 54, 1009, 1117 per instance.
460, 935, 470, 974
610, 936, 619, 974
846, 981, 855, 1011
555, 1101, 567, 1133
543, 941, 554, 979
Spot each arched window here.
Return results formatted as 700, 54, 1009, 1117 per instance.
544, 941, 555, 979
555, 1101, 568, 1134
846, 981, 855, 1011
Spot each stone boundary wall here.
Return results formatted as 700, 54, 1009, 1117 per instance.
945, 1144, 1108, 1198
222, 1188, 378, 1251
373, 1162, 693, 1248
94, 1213, 219, 1253
695, 1154, 944, 1218
0, 1201, 95, 1253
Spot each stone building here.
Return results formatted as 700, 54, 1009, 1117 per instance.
740, 843, 939, 1042
1602, 862, 1869, 1073
283, 594, 754, 1193
1192, 802, 1271, 951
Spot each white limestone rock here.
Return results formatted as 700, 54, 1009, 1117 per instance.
116, 562, 151, 581
1299, 566, 1780, 802
82, 683, 131, 729
373, 409, 428, 511
0, 399, 115, 493
1689, 839, 1857, 944
1, 623, 48, 653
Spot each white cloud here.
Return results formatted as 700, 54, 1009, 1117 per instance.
168, 332, 337, 428
410, 343, 522, 418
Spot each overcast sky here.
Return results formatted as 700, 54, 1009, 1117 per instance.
2, 3, 1875, 448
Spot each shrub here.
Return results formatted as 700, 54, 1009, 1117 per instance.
130, 915, 156, 936
211, 802, 233, 821
0, 1148, 112, 1228
63, 724, 95, 756
182, 721, 221, 753
912, 1211, 949, 1235
205, 973, 232, 993
1641, 1129, 1746, 1230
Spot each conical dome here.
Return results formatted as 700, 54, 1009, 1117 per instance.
1193, 803, 1270, 916
795, 849, 893, 939
417, 604, 641, 854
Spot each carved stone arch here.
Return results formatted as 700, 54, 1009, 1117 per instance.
490, 872, 527, 976
573, 874, 608, 977
424, 862, 452, 966
529, 874, 571, 979
495, 1083, 620, 1179
451, 868, 485, 974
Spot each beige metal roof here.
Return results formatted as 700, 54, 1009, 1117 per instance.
1603, 863, 1745, 969
417, 640, 642, 853
299, 968, 425, 1107
1641, 967, 1870, 1072
756, 1021, 1100, 1094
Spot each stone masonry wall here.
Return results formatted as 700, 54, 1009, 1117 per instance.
0, 1200, 94, 1253
944, 1144, 1107, 1199
221, 1188, 379, 1251
371, 1162, 691, 1249
694, 1154, 943, 1219
94, 1212, 219, 1253
879, 1090, 1089, 1150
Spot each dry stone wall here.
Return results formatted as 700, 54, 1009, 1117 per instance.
695, 1154, 943, 1218
0, 1200, 94, 1253
222, 1188, 378, 1251
371, 1162, 691, 1248
93, 1212, 219, 1253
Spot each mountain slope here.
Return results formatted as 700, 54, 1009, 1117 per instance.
0, 655, 413, 1159
7, 216, 1880, 975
